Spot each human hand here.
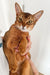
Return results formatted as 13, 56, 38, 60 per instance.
22, 36, 32, 56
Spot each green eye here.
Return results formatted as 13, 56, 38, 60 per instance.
19, 18, 22, 22
27, 20, 33, 24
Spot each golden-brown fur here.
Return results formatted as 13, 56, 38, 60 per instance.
3, 24, 31, 74
3, 2, 43, 75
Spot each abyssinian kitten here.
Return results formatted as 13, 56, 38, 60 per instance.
3, 2, 43, 75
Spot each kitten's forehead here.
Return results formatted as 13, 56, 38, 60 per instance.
24, 13, 32, 18
19, 12, 32, 18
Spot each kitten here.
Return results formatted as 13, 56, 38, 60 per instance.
15, 3, 43, 32
3, 2, 43, 75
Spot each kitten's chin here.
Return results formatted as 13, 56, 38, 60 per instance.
16, 25, 30, 32
21, 29, 30, 32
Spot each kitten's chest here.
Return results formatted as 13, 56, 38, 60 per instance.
10, 25, 29, 36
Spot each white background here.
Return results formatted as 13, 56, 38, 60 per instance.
0, 0, 50, 75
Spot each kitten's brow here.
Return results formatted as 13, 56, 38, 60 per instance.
24, 13, 31, 18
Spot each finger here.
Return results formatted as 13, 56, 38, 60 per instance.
26, 55, 29, 60
27, 41, 32, 48
27, 45, 31, 51
26, 46, 31, 52
23, 46, 31, 55
27, 36, 31, 42
29, 60, 39, 74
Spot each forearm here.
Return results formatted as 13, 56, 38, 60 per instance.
29, 59, 39, 75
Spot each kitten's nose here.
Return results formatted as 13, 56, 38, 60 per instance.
22, 23, 25, 29
22, 22, 25, 26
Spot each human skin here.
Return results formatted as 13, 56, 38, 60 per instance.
26, 36, 39, 75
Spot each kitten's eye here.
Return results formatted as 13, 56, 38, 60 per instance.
18, 17, 22, 22
27, 20, 33, 25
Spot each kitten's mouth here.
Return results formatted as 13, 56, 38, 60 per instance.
15, 25, 30, 32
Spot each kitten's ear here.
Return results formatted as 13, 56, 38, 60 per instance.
15, 3, 22, 15
33, 10, 44, 23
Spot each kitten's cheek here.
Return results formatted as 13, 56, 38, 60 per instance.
27, 27, 31, 31
27, 25, 34, 31
26, 26, 31, 31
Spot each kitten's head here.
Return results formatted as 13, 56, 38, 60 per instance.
15, 3, 44, 32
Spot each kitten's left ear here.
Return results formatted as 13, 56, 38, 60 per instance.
15, 3, 22, 15
33, 10, 44, 23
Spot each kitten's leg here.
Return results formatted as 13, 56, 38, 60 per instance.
21, 59, 30, 75
4, 48, 19, 73
9, 71, 18, 75
18, 38, 27, 55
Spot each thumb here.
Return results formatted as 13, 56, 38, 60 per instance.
26, 55, 30, 60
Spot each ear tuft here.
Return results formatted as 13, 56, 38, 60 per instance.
33, 10, 44, 22
15, 3, 22, 15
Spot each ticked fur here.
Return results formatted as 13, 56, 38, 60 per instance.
3, 2, 44, 75
15, 3, 44, 32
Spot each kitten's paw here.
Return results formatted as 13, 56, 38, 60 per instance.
9, 65, 18, 73
10, 67, 18, 73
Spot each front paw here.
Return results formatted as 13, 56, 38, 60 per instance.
9, 64, 18, 73
11, 67, 18, 73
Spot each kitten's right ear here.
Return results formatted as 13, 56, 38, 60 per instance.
15, 3, 22, 15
